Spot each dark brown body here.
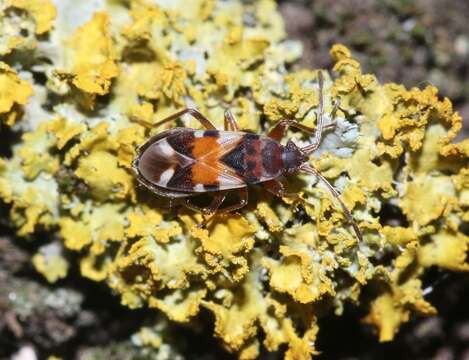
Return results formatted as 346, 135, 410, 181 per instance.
133, 128, 301, 197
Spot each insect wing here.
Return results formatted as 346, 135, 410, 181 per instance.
188, 131, 246, 191
137, 129, 247, 192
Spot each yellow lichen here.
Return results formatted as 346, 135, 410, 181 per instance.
75, 150, 135, 202
56, 13, 119, 100
376, 84, 462, 159
32, 244, 69, 283
59, 203, 127, 254
364, 279, 436, 342
46, 117, 87, 150
0, 62, 33, 126
6, 0, 56, 34
419, 230, 469, 271
263, 245, 335, 303
18, 123, 60, 180
400, 174, 456, 226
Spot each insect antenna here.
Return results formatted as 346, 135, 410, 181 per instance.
300, 163, 363, 242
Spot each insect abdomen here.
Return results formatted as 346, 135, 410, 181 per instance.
221, 133, 284, 184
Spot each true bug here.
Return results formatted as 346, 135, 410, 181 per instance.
133, 72, 362, 241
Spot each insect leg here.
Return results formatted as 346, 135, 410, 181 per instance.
224, 109, 239, 131
215, 187, 248, 214
300, 163, 363, 242
188, 192, 228, 228
188, 189, 248, 227
300, 71, 327, 154
267, 119, 317, 141
262, 179, 299, 200
154, 108, 217, 130
267, 71, 329, 144
184, 191, 227, 216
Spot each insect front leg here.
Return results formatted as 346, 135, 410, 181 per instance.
299, 71, 326, 154
267, 119, 317, 142
154, 108, 217, 130
267, 71, 335, 155
267, 72, 326, 143
224, 109, 239, 131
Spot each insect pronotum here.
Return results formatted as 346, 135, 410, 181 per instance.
133, 72, 362, 241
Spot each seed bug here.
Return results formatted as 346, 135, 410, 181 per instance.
132, 72, 362, 241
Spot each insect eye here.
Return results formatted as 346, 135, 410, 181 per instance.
286, 139, 297, 150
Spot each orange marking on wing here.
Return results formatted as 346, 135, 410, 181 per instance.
190, 133, 246, 188
191, 162, 245, 189
192, 136, 220, 159
192, 137, 221, 184
192, 162, 219, 185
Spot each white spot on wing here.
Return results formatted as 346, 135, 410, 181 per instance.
194, 130, 205, 138
158, 168, 175, 186
154, 138, 175, 157
194, 184, 204, 191
217, 132, 242, 145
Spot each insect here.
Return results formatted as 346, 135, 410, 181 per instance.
133, 72, 362, 241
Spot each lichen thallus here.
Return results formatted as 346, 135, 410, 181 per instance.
133, 72, 362, 241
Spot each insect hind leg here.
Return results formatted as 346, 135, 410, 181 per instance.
262, 179, 299, 200
215, 188, 248, 214
300, 163, 363, 242
201, 188, 248, 226
154, 108, 217, 130
184, 189, 248, 227
184, 192, 227, 216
